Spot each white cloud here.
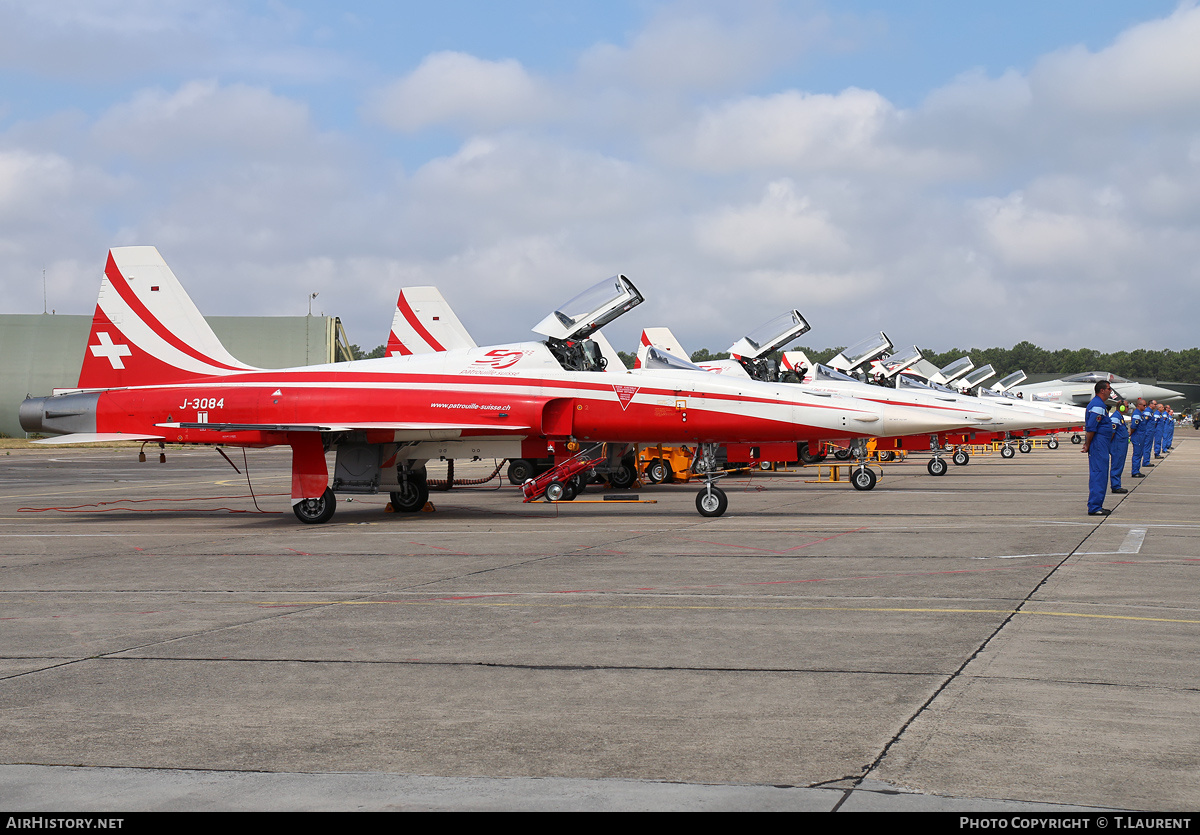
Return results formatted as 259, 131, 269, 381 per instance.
694, 179, 849, 266
679, 88, 897, 172
92, 81, 314, 159
1031, 3, 1200, 118
578, 5, 822, 93
367, 52, 548, 133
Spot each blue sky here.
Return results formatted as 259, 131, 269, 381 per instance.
1, 1, 1196, 354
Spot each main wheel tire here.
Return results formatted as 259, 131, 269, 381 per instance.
608, 462, 637, 489
293, 488, 336, 524
851, 467, 877, 491
952, 450, 970, 466
1047, 439, 1060, 450
927, 458, 948, 476
1001, 445, 1016, 459
1071, 434, 1082, 445
1018, 440, 1032, 454
545, 480, 566, 502
390, 478, 430, 513
646, 458, 670, 484
695, 486, 729, 517
799, 443, 827, 465
507, 459, 534, 485
833, 448, 852, 461
878, 450, 896, 462
758, 461, 772, 471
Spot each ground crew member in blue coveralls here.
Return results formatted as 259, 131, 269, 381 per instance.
1110, 398, 1129, 494
1166, 407, 1175, 449
1130, 397, 1147, 479
1142, 401, 1157, 470
1083, 380, 1114, 515
1154, 403, 1167, 457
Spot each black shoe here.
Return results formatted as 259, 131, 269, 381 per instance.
1111, 487, 1128, 494
1132, 473, 1146, 478
1144, 463, 1155, 467
1089, 508, 1112, 516
1155, 455, 1163, 458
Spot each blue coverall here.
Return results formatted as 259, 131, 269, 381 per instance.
1129, 407, 1144, 477
1085, 394, 1113, 514
1110, 409, 1128, 490
1142, 408, 1155, 468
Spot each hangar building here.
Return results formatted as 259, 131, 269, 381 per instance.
0, 313, 353, 438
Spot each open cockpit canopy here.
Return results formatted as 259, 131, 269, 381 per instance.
532, 274, 644, 341
727, 310, 810, 360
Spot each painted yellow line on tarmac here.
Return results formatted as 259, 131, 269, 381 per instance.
255, 599, 1200, 624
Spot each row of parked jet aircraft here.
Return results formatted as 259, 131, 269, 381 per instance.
20, 247, 1177, 523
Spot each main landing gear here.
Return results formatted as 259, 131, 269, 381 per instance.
1000, 444, 1016, 459
952, 449, 970, 466
1047, 438, 1060, 450
390, 465, 430, 513
293, 488, 336, 524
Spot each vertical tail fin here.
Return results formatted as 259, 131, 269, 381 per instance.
386, 287, 477, 356
78, 247, 257, 389
634, 327, 689, 369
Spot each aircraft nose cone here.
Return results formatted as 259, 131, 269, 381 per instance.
1143, 384, 1184, 402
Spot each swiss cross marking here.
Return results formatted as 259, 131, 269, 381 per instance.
89, 331, 133, 370
612, 385, 640, 411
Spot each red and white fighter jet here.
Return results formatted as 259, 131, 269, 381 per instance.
21, 247, 971, 521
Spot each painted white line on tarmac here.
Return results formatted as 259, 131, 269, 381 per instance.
1119, 528, 1147, 554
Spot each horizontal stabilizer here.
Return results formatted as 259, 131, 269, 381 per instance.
32, 432, 166, 445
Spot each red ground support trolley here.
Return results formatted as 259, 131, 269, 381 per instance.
521, 444, 603, 503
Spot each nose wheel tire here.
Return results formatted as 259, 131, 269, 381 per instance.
927, 458, 948, 476
293, 488, 336, 524
696, 486, 728, 517
1001, 445, 1016, 459
851, 467, 877, 491
952, 450, 970, 466
1071, 434, 1082, 444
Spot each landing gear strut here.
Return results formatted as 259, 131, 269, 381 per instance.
927, 435, 948, 476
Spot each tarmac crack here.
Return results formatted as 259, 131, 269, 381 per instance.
830, 515, 1113, 792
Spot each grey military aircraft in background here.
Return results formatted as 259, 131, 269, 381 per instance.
1011, 372, 1183, 405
